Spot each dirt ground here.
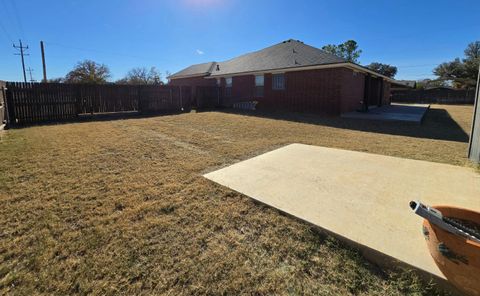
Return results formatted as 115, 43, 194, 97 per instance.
0, 104, 474, 295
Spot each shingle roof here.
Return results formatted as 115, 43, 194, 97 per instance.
169, 61, 216, 79
211, 39, 346, 76
169, 40, 346, 79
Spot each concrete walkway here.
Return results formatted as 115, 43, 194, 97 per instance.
341, 103, 430, 123
204, 144, 480, 279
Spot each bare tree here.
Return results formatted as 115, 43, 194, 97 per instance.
117, 67, 162, 85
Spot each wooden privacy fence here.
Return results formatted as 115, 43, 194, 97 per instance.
392, 88, 475, 104
0, 81, 6, 127
4, 82, 191, 126
195, 86, 221, 109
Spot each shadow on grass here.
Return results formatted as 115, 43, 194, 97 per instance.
215, 107, 470, 143
6, 107, 470, 143
5, 110, 188, 129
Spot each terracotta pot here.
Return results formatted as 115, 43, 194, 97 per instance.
422, 206, 480, 296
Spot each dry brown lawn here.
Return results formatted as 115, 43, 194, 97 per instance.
0, 104, 474, 295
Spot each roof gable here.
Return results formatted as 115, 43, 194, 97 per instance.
169, 62, 216, 79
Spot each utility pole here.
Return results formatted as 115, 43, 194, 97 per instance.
13, 39, 29, 83
40, 41, 47, 82
27, 67, 35, 82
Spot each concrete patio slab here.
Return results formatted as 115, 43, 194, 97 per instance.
204, 144, 480, 279
341, 103, 430, 123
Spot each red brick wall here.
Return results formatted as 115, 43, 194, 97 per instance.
262, 68, 344, 114
169, 76, 217, 105
170, 68, 391, 115
218, 68, 368, 115
340, 69, 365, 113
169, 76, 217, 88
232, 75, 254, 102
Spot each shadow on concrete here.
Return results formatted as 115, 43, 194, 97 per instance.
219, 107, 470, 143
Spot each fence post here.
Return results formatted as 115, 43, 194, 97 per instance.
138, 85, 143, 113
75, 85, 81, 117
179, 86, 183, 111
0, 84, 6, 128
4, 84, 15, 127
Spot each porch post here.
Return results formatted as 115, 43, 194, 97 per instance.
378, 78, 384, 107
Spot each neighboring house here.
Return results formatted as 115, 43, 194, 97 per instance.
168, 39, 397, 115
391, 80, 416, 91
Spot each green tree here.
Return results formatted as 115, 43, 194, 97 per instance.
65, 60, 111, 84
117, 67, 162, 85
433, 41, 480, 88
415, 79, 448, 89
322, 40, 362, 63
47, 77, 65, 83
366, 62, 398, 78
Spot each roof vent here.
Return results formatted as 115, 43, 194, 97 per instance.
216, 64, 220, 71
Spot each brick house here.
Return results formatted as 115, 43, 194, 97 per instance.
168, 39, 397, 115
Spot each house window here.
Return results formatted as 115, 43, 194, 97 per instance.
255, 75, 264, 86
226, 77, 232, 87
272, 74, 285, 90
225, 77, 232, 97
216, 78, 221, 86
255, 75, 264, 97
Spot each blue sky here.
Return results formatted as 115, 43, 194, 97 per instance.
0, 0, 479, 82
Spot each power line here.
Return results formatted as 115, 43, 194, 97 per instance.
44, 41, 162, 62
8, 0, 24, 37
0, 0, 21, 38
13, 39, 29, 83
397, 64, 441, 68
0, 19, 13, 43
